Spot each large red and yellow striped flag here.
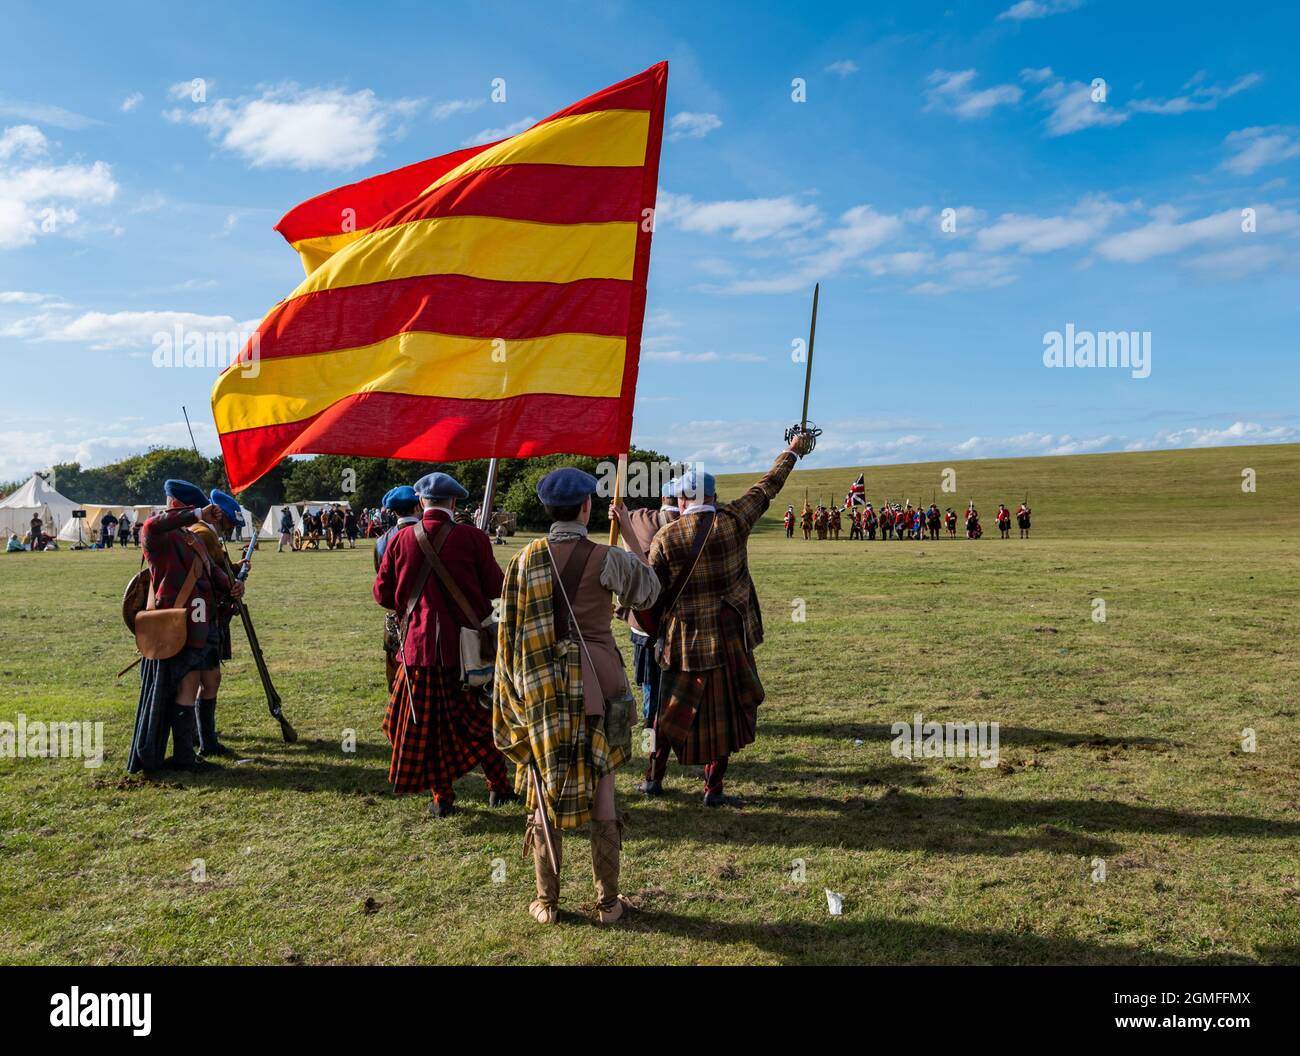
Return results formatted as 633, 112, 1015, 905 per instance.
211, 63, 667, 492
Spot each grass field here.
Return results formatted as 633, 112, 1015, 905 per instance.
2, 442, 1297, 965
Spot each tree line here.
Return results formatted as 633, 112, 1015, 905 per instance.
9, 445, 676, 531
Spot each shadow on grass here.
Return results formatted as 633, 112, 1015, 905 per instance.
760, 720, 1181, 749
617, 908, 1263, 966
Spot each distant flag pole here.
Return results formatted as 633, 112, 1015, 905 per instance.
211, 63, 669, 493
182, 405, 199, 459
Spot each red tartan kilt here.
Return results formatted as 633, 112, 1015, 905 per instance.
383, 665, 498, 794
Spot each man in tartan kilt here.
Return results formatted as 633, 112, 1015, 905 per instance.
373, 471, 515, 818
493, 468, 660, 925
638, 432, 814, 805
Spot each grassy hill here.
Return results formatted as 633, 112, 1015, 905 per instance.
1, 442, 1297, 964
719, 441, 1300, 536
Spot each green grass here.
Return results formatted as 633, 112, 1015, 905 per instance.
1, 442, 1297, 964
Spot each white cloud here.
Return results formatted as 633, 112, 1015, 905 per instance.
1125, 421, 1300, 451
2, 308, 261, 350
0, 290, 67, 306
1095, 204, 1300, 263
925, 69, 1022, 119
180, 84, 422, 169
431, 97, 485, 121
657, 191, 820, 242
0, 417, 223, 482
0, 128, 117, 249
953, 431, 1112, 457
0, 125, 48, 160
998, 0, 1083, 20
826, 60, 859, 77
120, 92, 143, 112
461, 116, 535, 147
643, 348, 765, 364
1221, 126, 1300, 176
1037, 78, 1127, 135
0, 98, 98, 130
1185, 243, 1288, 278
669, 111, 722, 140
976, 195, 1126, 253
1130, 73, 1260, 116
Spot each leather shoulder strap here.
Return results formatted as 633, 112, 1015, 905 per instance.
413, 519, 481, 628
399, 521, 445, 634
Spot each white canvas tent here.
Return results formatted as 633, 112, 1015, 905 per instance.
0, 474, 82, 541
258, 499, 351, 540
259, 504, 303, 539
60, 504, 163, 543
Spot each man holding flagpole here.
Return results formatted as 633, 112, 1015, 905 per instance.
639, 431, 815, 804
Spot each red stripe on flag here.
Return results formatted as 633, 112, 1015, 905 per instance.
273, 143, 494, 245
249, 275, 633, 364
373, 163, 645, 232
218, 392, 624, 492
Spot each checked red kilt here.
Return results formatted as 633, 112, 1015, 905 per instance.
383, 665, 508, 797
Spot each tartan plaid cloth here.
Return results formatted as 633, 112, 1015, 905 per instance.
493, 538, 629, 829
649, 450, 797, 671
656, 605, 762, 764
383, 665, 509, 798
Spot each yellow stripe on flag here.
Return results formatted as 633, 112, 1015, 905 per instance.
288, 216, 637, 300
291, 228, 372, 275
423, 109, 650, 196
214, 330, 626, 433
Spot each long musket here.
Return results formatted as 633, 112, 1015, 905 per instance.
179, 406, 296, 742
233, 536, 298, 743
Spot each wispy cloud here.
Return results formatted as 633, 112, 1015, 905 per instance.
1130, 73, 1260, 115
998, 0, 1084, 21
120, 92, 143, 113
925, 69, 1022, 119
431, 97, 485, 121
0, 97, 100, 130
461, 115, 535, 146
657, 191, 820, 242
1221, 125, 1300, 176
668, 111, 722, 140
825, 60, 859, 77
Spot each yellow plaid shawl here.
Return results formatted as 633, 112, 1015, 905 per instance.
492, 538, 629, 829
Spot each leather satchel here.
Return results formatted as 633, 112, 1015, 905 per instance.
134, 558, 201, 660
413, 520, 497, 687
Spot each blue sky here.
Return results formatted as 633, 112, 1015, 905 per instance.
1, 0, 1297, 482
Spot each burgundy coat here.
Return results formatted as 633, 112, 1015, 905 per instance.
373, 508, 503, 668
141, 506, 233, 650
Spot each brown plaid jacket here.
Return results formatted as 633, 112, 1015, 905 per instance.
648, 450, 797, 671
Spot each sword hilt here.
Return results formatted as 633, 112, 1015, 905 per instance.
784, 421, 822, 453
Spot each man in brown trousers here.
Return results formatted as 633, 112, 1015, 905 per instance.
639, 433, 814, 805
